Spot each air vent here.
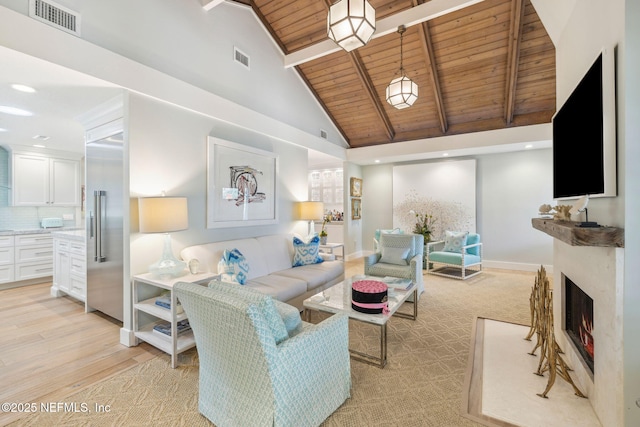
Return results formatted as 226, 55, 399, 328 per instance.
234, 47, 250, 70
29, 0, 81, 36
320, 129, 328, 139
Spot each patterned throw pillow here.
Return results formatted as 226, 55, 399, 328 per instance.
443, 231, 469, 253
292, 235, 324, 267
217, 248, 250, 285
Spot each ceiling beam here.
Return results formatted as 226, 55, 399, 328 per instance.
284, 0, 485, 68
414, 0, 448, 134
504, 0, 525, 124
200, 0, 226, 11
349, 51, 396, 142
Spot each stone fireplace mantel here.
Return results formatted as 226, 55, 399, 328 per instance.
531, 218, 624, 247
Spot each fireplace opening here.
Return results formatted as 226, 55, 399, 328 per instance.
564, 275, 594, 374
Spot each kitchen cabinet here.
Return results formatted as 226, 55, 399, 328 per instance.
12, 153, 80, 206
52, 231, 86, 301
0, 236, 14, 284
14, 234, 53, 281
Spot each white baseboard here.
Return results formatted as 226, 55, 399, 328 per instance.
120, 327, 137, 347
483, 260, 553, 274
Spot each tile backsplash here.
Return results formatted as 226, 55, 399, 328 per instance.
0, 206, 80, 230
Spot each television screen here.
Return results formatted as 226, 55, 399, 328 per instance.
552, 50, 616, 200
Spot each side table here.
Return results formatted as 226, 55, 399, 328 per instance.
132, 271, 218, 368
319, 243, 345, 261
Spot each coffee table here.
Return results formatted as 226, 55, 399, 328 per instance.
303, 275, 417, 368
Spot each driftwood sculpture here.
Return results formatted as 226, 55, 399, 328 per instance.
525, 266, 586, 398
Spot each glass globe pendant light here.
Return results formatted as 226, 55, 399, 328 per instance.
327, 0, 376, 52
386, 25, 419, 109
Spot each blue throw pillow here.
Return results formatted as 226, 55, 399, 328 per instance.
443, 231, 469, 253
292, 235, 324, 267
217, 248, 250, 285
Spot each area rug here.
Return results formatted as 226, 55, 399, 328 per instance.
11, 269, 535, 427
462, 318, 601, 427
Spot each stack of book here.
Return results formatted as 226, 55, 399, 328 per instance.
155, 292, 184, 314
152, 320, 191, 340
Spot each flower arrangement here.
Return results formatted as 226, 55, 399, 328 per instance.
409, 210, 436, 242
320, 214, 331, 237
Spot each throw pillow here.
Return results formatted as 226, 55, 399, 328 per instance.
443, 231, 469, 253
207, 281, 289, 344
292, 235, 324, 267
380, 246, 411, 265
217, 248, 250, 285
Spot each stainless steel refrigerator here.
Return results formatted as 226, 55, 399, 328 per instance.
85, 119, 124, 322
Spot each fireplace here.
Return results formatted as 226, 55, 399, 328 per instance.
564, 275, 594, 374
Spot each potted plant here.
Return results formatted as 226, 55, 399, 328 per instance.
410, 210, 436, 243
319, 214, 331, 245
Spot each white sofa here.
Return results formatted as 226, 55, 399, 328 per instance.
180, 234, 344, 310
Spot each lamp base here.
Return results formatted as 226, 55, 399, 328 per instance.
149, 234, 187, 278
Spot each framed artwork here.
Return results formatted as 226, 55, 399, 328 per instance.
350, 177, 362, 197
207, 137, 278, 228
351, 198, 362, 220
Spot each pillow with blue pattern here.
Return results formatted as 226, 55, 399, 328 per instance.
292, 235, 324, 267
443, 231, 469, 253
217, 248, 250, 285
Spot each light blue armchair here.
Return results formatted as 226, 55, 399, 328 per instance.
174, 281, 351, 427
364, 233, 424, 299
426, 232, 482, 280
373, 228, 404, 252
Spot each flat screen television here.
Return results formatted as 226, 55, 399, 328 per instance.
552, 48, 617, 200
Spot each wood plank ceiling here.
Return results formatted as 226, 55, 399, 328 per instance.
234, 0, 555, 148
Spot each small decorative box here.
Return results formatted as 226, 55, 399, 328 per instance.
352, 280, 388, 314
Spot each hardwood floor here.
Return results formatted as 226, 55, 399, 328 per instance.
0, 282, 160, 426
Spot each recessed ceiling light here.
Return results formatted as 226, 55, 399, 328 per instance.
442, 153, 449, 157
32, 135, 50, 141
33, 144, 46, 148
0, 106, 33, 116
374, 159, 380, 163
525, 144, 533, 149
0, 128, 7, 132
11, 84, 36, 93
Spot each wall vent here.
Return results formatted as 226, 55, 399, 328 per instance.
29, 0, 81, 36
320, 129, 328, 139
234, 47, 250, 70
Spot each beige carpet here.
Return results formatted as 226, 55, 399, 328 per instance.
11, 269, 534, 427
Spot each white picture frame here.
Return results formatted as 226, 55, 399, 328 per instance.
207, 137, 278, 228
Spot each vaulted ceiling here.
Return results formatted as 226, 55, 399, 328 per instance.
229, 0, 556, 149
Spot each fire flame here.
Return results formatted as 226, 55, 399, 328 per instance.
579, 313, 594, 359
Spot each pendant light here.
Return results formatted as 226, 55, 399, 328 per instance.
386, 25, 418, 109
327, 0, 376, 52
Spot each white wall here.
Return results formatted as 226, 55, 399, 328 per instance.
360, 149, 554, 270
343, 162, 363, 258
128, 93, 309, 276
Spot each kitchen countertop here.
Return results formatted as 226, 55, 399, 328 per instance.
0, 227, 83, 237
51, 229, 85, 242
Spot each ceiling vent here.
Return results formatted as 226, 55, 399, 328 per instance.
320, 129, 328, 139
29, 0, 81, 36
234, 47, 250, 70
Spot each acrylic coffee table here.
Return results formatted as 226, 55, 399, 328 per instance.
303, 275, 417, 368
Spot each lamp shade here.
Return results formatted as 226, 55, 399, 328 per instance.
386, 75, 419, 109
298, 201, 324, 221
139, 197, 189, 233
327, 0, 376, 52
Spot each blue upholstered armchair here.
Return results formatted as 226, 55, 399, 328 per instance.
175, 281, 351, 427
364, 233, 424, 299
426, 232, 482, 280
373, 228, 404, 253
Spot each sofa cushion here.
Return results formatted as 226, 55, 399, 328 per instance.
181, 238, 270, 280
274, 261, 344, 292
217, 248, 250, 285
443, 231, 469, 253
366, 262, 412, 280
292, 235, 323, 267
255, 234, 295, 274
380, 246, 410, 265
244, 275, 308, 303
207, 280, 289, 344
429, 251, 481, 266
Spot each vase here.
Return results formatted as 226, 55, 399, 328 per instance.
320, 236, 328, 245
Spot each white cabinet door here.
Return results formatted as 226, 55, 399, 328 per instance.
12, 154, 49, 206
12, 154, 80, 206
50, 158, 79, 206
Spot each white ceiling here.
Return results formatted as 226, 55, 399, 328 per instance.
0, 46, 120, 154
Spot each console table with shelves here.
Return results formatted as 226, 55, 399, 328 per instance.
132, 271, 218, 368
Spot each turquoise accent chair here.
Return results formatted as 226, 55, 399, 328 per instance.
174, 281, 351, 427
426, 233, 482, 280
364, 233, 424, 299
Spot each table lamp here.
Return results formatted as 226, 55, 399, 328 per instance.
297, 201, 324, 236
139, 196, 189, 278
